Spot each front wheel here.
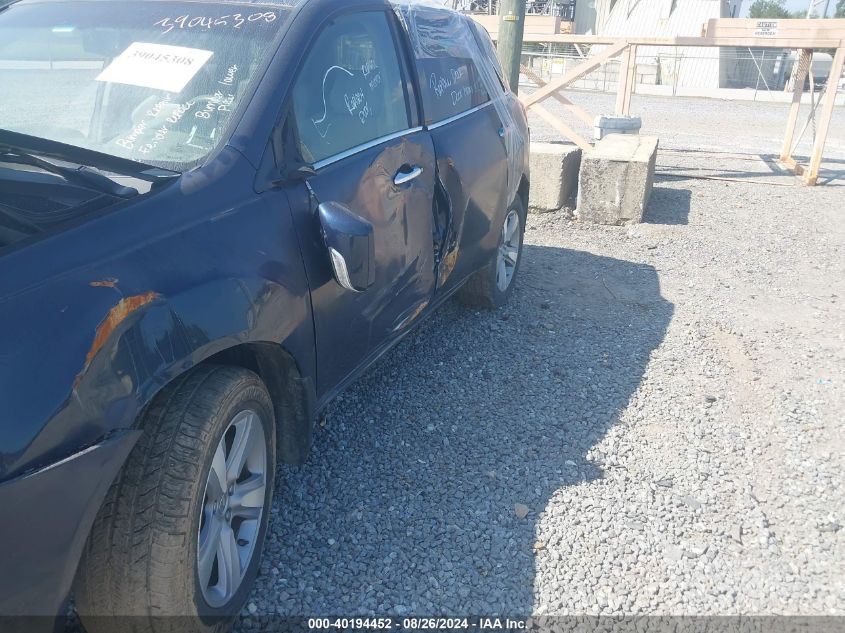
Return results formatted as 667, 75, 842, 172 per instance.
457, 196, 526, 309
75, 365, 276, 633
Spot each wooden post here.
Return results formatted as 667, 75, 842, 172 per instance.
780, 48, 812, 162
624, 44, 637, 115
615, 44, 637, 116
805, 46, 845, 185
497, 0, 526, 94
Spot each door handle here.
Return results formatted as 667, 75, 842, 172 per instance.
394, 165, 423, 186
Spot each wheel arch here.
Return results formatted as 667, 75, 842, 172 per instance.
517, 174, 530, 212
83, 277, 319, 468
200, 341, 316, 465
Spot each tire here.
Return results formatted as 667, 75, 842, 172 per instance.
75, 365, 276, 633
457, 195, 527, 309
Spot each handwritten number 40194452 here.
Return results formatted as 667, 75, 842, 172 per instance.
154, 12, 277, 35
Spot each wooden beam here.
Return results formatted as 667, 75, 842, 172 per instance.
615, 44, 637, 116
511, 34, 844, 48
614, 46, 632, 115
782, 155, 806, 176
780, 49, 811, 162
521, 41, 629, 109
805, 47, 845, 185
704, 18, 845, 41
623, 44, 638, 116
520, 64, 594, 126
532, 104, 593, 151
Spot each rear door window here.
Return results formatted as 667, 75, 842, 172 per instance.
398, 10, 491, 125
470, 20, 508, 92
291, 11, 412, 164
417, 55, 490, 124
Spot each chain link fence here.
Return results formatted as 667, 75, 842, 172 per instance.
446, 1, 576, 19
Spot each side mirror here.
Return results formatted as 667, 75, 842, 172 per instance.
317, 201, 375, 292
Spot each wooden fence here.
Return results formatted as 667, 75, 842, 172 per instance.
476, 17, 845, 186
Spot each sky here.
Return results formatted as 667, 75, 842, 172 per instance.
740, 0, 838, 17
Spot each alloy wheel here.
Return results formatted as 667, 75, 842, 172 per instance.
197, 409, 267, 608
496, 208, 521, 292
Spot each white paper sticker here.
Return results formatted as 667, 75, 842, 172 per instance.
754, 20, 779, 37
96, 42, 214, 93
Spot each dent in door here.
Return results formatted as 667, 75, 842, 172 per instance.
428, 107, 508, 293
311, 137, 436, 335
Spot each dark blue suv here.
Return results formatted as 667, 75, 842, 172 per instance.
0, 0, 529, 629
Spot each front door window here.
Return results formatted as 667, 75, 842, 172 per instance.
290, 11, 412, 164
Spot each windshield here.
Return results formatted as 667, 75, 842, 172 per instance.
0, 1, 290, 170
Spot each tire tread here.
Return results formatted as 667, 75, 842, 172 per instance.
456, 196, 526, 309
75, 365, 274, 633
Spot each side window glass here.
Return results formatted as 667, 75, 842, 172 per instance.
418, 55, 490, 123
402, 10, 491, 124
291, 12, 411, 164
470, 21, 508, 92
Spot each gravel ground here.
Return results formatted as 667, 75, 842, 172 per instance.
229, 94, 845, 625
528, 89, 845, 157
530, 89, 845, 186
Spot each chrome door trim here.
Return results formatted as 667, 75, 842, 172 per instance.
426, 101, 493, 131
312, 127, 425, 171
309, 101, 494, 172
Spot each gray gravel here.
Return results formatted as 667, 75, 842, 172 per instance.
234, 94, 845, 624
528, 89, 845, 163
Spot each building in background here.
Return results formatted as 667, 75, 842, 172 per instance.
574, 0, 744, 89
575, 0, 742, 34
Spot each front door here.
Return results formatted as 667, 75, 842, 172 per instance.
285, 10, 437, 396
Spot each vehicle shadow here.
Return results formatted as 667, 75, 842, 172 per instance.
643, 186, 692, 226
237, 243, 673, 625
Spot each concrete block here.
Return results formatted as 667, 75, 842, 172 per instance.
576, 134, 659, 226
528, 142, 582, 212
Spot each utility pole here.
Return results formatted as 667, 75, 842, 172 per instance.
497, 0, 526, 93
805, 0, 831, 18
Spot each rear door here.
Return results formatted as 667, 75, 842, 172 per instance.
284, 9, 437, 395
403, 9, 510, 294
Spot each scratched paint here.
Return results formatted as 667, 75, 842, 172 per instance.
89, 279, 120, 289
75, 292, 160, 385
438, 248, 459, 286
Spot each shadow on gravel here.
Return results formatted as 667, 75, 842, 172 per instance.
658, 153, 845, 187
643, 186, 691, 226
763, 154, 845, 186
239, 245, 672, 625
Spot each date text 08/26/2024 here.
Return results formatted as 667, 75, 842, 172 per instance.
308, 618, 529, 630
